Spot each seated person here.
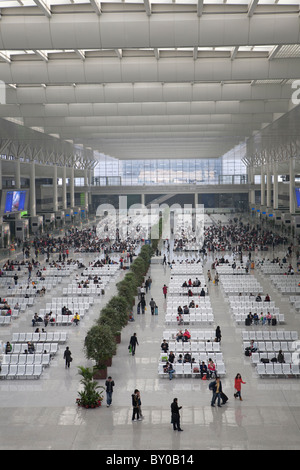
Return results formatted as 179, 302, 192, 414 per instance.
189, 300, 195, 308
200, 288, 206, 297
176, 330, 184, 342
183, 352, 191, 363
177, 306, 183, 314
264, 294, 270, 302
200, 361, 208, 378
256, 293, 262, 302
177, 354, 183, 363
161, 340, 169, 353
277, 350, 285, 363
177, 314, 183, 325
207, 358, 217, 378
183, 305, 189, 315
168, 351, 175, 364
182, 329, 191, 342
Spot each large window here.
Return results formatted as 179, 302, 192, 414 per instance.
93, 153, 246, 186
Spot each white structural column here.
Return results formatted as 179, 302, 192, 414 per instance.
84, 168, 89, 210
266, 164, 272, 208
273, 162, 278, 210
62, 165, 67, 210
30, 160, 36, 217
53, 165, 58, 212
248, 166, 255, 205
194, 193, 198, 208
70, 166, 75, 208
141, 193, 145, 206
260, 165, 265, 206
289, 157, 295, 214
15, 159, 21, 189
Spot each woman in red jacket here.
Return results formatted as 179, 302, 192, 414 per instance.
234, 373, 246, 401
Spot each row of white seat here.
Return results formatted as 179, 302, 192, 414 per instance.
158, 361, 226, 377
0, 364, 43, 379
167, 307, 213, 314
160, 352, 224, 363
163, 330, 216, 341
8, 343, 59, 354
256, 362, 300, 377
12, 331, 67, 343
167, 296, 211, 303
244, 341, 297, 352
35, 315, 82, 326
2, 353, 51, 366
242, 330, 298, 341
62, 287, 103, 296
0, 316, 12, 326
234, 313, 285, 324
165, 313, 214, 325
250, 352, 295, 365
163, 341, 221, 353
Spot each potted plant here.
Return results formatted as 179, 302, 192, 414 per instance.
84, 324, 117, 380
107, 295, 130, 327
97, 306, 122, 345
76, 366, 105, 409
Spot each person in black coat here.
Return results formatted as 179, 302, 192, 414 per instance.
129, 333, 139, 356
171, 398, 183, 431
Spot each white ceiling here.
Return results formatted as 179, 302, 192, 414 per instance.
0, 0, 299, 161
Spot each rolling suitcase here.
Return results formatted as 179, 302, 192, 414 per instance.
155, 306, 158, 315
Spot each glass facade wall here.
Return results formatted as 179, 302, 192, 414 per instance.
93, 147, 247, 187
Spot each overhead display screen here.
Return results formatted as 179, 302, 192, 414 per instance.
4, 190, 27, 213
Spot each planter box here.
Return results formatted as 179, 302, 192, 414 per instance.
93, 367, 107, 380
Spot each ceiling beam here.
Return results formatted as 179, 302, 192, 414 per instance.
33, 0, 52, 18
74, 49, 86, 61
144, 0, 151, 16
0, 51, 11, 64
89, 0, 102, 16
231, 46, 239, 61
248, 0, 259, 17
33, 50, 48, 62
268, 45, 282, 60
197, 0, 204, 17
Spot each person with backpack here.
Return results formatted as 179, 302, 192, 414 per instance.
149, 298, 156, 315
209, 376, 223, 407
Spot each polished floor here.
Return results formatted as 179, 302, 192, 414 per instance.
1, 232, 300, 451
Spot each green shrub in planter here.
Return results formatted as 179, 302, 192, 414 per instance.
97, 308, 122, 337
116, 277, 137, 308
84, 324, 117, 372
107, 295, 130, 327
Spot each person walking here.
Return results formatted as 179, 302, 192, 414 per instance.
132, 389, 142, 421
215, 326, 222, 343
163, 284, 168, 299
129, 333, 139, 356
234, 373, 246, 401
171, 398, 183, 431
210, 376, 223, 407
105, 376, 115, 407
63, 346, 72, 368
149, 298, 156, 315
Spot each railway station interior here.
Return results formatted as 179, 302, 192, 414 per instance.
0, 0, 300, 452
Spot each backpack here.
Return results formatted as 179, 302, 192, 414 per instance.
208, 381, 215, 391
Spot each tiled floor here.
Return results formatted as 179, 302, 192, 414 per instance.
1, 235, 300, 450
